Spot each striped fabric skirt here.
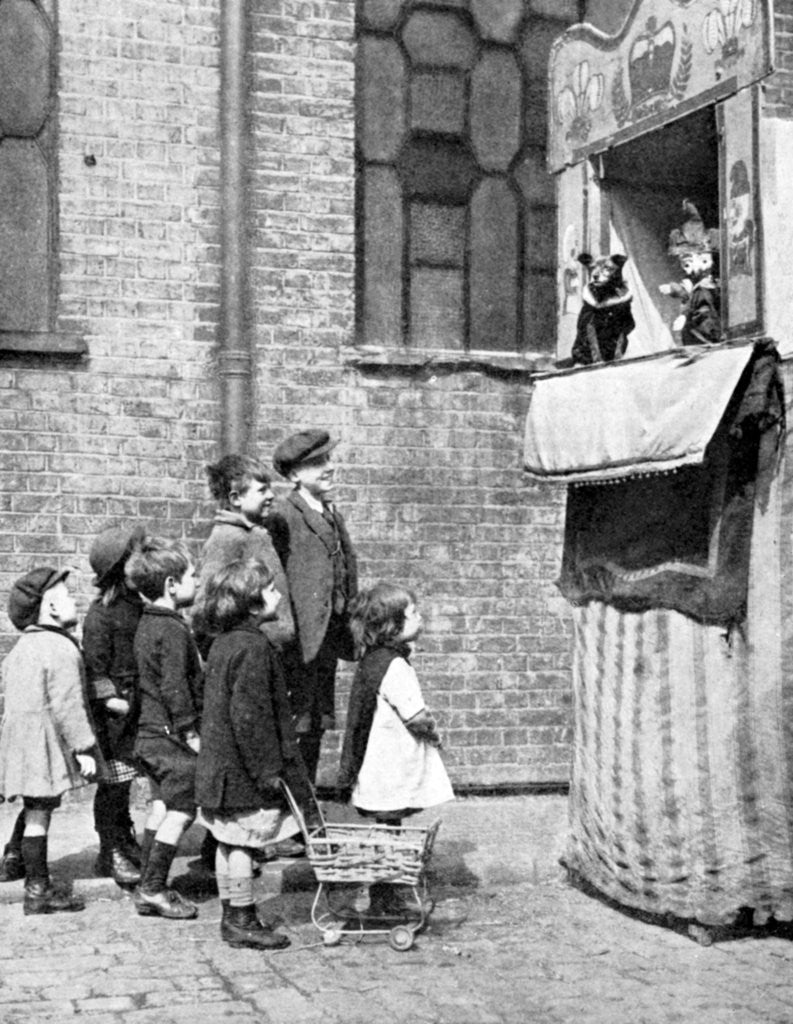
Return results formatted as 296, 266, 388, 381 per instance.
565, 597, 793, 926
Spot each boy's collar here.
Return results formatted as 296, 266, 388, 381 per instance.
294, 486, 328, 514
213, 509, 255, 531
31, 623, 82, 651
143, 605, 185, 620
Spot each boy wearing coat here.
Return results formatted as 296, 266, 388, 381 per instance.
267, 430, 358, 784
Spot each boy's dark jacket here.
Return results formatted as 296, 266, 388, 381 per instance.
83, 588, 143, 760
195, 623, 311, 812
337, 643, 411, 796
267, 491, 358, 664
133, 606, 203, 739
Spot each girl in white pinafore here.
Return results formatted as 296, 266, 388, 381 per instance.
337, 582, 453, 914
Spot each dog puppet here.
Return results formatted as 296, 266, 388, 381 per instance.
571, 253, 635, 366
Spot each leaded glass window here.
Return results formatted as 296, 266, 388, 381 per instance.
0, 0, 55, 333
356, 0, 564, 353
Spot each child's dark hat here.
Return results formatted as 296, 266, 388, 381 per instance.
8, 566, 70, 631
89, 525, 145, 587
273, 430, 338, 478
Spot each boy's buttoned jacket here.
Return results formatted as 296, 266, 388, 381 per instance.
267, 491, 358, 664
133, 606, 203, 740
195, 624, 310, 812
0, 627, 97, 799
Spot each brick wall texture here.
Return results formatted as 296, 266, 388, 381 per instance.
0, 0, 575, 788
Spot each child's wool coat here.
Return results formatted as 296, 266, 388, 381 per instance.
0, 627, 97, 799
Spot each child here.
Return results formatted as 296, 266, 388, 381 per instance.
194, 454, 294, 653
267, 430, 358, 785
193, 454, 297, 864
196, 557, 311, 950
126, 536, 203, 920
337, 582, 454, 915
0, 567, 98, 914
82, 525, 146, 889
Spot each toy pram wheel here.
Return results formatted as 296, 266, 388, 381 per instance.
323, 928, 343, 946
388, 924, 415, 952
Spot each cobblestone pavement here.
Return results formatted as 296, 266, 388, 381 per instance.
2, 795, 793, 1024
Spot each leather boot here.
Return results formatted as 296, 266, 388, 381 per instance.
368, 882, 419, 918
95, 834, 141, 888
21, 834, 83, 914
221, 903, 290, 950
0, 845, 25, 883
119, 827, 143, 869
0, 811, 26, 882
134, 886, 198, 918
24, 879, 85, 915
134, 839, 197, 919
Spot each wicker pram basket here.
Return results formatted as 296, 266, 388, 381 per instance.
305, 819, 440, 886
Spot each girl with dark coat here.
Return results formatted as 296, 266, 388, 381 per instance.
195, 557, 311, 951
82, 525, 146, 889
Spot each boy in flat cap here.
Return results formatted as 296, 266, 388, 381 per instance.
267, 430, 358, 785
0, 567, 99, 913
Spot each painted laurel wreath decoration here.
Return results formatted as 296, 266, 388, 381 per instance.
670, 28, 693, 100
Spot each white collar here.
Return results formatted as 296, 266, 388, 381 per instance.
298, 487, 325, 514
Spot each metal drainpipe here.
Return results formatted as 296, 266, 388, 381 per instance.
218, 0, 252, 455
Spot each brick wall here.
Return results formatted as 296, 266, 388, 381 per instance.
0, 0, 574, 788
0, 1, 223, 675
765, 0, 793, 118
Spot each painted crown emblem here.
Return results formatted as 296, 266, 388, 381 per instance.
628, 17, 676, 107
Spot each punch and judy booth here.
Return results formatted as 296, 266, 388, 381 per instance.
526, 0, 793, 933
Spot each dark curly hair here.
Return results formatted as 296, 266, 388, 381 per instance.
348, 582, 417, 656
200, 557, 274, 633
125, 536, 191, 602
205, 454, 271, 507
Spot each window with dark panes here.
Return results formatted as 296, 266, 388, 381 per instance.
0, 0, 55, 334
356, 0, 562, 354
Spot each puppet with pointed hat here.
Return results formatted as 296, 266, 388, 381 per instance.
659, 199, 722, 347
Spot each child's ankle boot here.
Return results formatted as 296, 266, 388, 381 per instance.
22, 836, 84, 914
117, 820, 143, 869
24, 879, 85, 915
95, 834, 140, 889
221, 904, 290, 950
134, 840, 197, 919
0, 843, 25, 883
0, 811, 27, 882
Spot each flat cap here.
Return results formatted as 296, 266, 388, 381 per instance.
273, 430, 338, 478
8, 566, 70, 631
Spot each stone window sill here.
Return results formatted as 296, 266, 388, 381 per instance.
0, 331, 87, 356
341, 346, 556, 377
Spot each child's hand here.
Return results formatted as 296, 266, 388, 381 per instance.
75, 754, 97, 781
105, 697, 130, 717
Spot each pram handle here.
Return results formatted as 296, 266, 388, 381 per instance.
280, 780, 326, 844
